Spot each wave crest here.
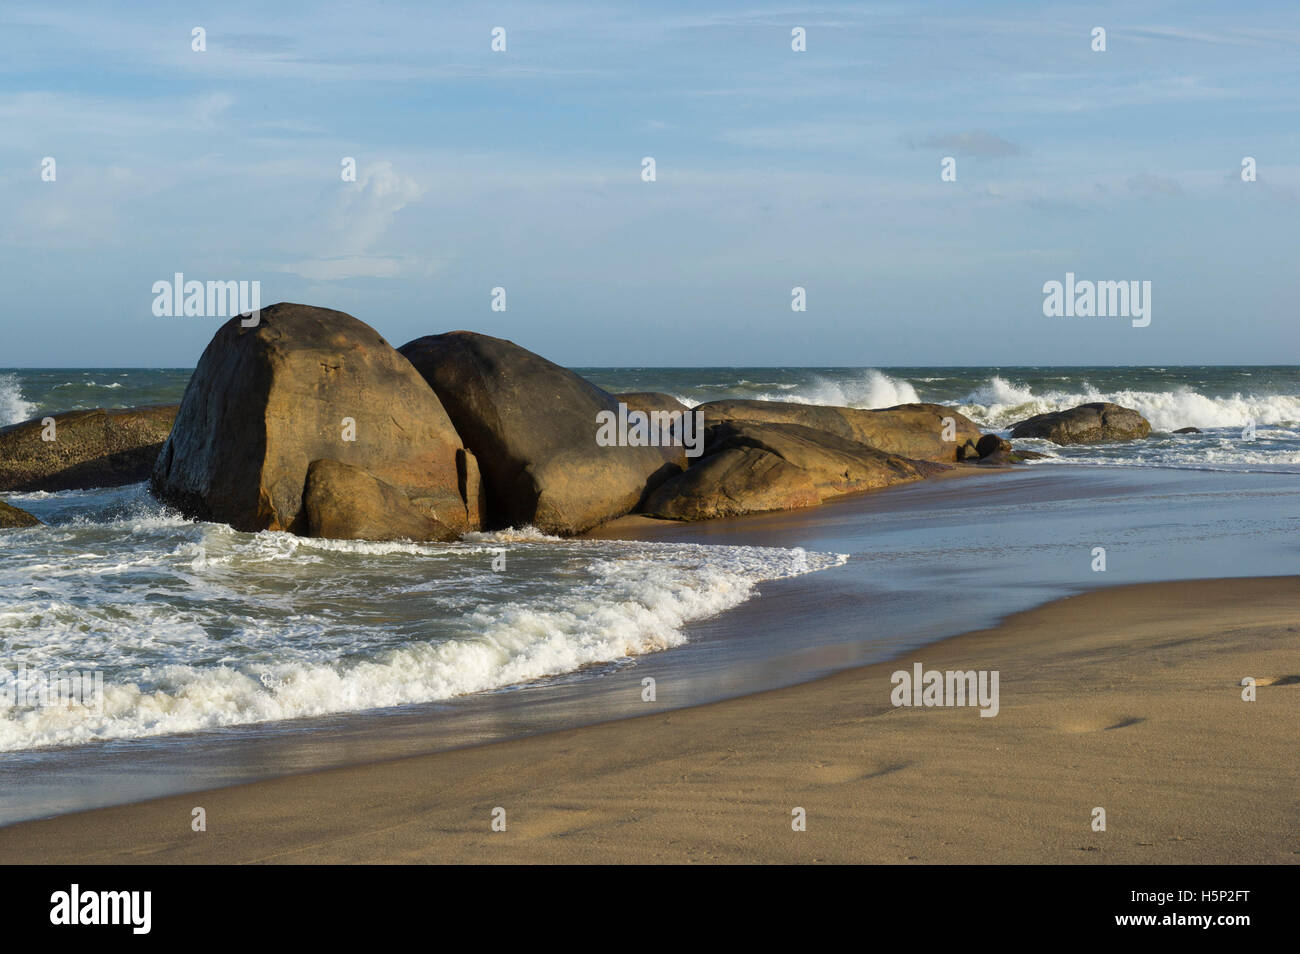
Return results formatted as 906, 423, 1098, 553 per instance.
0, 374, 36, 426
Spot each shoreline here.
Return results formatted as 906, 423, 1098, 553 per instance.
1, 574, 1295, 863
2, 462, 1298, 833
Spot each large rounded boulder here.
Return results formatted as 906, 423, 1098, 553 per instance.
152, 303, 471, 535
1010, 402, 1150, 445
398, 332, 682, 534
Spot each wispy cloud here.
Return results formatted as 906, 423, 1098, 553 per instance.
1127, 173, 1183, 197
910, 130, 1023, 157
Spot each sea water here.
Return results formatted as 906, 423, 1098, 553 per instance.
0, 366, 1296, 760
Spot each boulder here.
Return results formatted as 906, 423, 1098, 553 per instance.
641, 421, 938, 521
616, 392, 691, 416
703, 421, 933, 498
957, 439, 981, 461
0, 499, 41, 528
152, 303, 470, 535
303, 459, 457, 542
696, 400, 981, 462
1172, 426, 1202, 435
614, 393, 693, 470
1010, 402, 1150, 445
642, 448, 821, 520
0, 405, 178, 492
975, 434, 1012, 458
398, 331, 681, 534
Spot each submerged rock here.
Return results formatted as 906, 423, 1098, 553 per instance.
0, 405, 178, 492
1172, 426, 1202, 434
399, 331, 681, 534
0, 499, 41, 528
152, 303, 470, 536
1010, 402, 1150, 445
977, 449, 1053, 465
976, 434, 1012, 458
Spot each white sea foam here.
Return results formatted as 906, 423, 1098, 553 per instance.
0, 374, 36, 426
755, 369, 920, 408
0, 526, 848, 750
717, 370, 1297, 432
683, 369, 1298, 471
956, 375, 1300, 432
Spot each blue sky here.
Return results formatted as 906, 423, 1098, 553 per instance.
2, 1, 1298, 367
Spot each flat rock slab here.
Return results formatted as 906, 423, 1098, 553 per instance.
0, 405, 178, 492
643, 420, 937, 521
697, 399, 981, 462
643, 447, 821, 520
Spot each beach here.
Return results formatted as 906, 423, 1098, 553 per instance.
1, 364, 1297, 863
1, 573, 1295, 864
5, 0, 1300, 896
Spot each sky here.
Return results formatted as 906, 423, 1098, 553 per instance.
1, 0, 1298, 367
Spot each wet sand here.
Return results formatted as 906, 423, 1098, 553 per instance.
1, 575, 1295, 864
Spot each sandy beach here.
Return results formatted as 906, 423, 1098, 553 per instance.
2, 573, 1294, 864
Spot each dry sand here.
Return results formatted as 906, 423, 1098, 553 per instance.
1, 575, 1295, 864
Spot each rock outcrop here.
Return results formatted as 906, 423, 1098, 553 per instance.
976, 434, 1012, 458
152, 303, 471, 535
642, 420, 937, 520
0, 499, 41, 528
642, 448, 821, 521
0, 405, 178, 492
399, 332, 681, 534
697, 400, 981, 462
1010, 403, 1151, 445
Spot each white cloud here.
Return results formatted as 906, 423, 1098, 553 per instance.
271, 256, 411, 281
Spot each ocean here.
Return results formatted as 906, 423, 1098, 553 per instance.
7, 365, 1300, 472
0, 365, 1297, 768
